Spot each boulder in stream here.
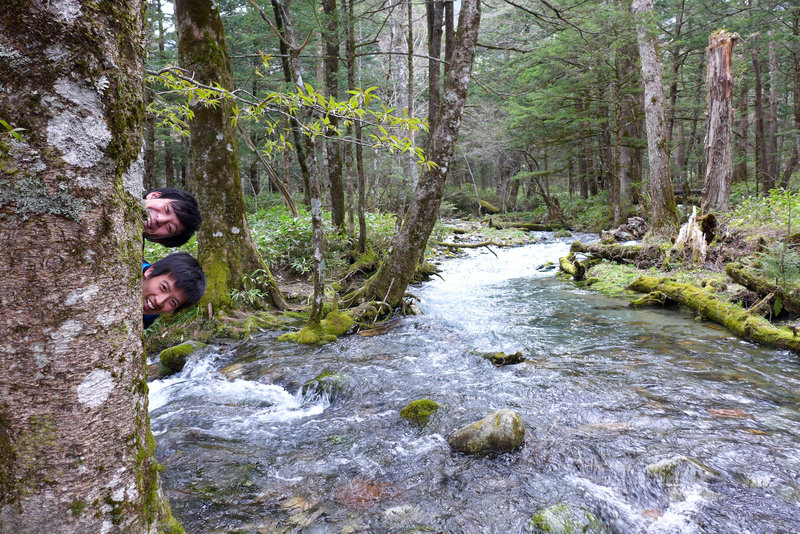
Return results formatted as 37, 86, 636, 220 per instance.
159, 340, 206, 377
399, 399, 440, 426
447, 408, 525, 453
525, 502, 601, 534
301, 370, 349, 401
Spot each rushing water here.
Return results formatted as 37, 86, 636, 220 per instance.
149, 234, 800, 533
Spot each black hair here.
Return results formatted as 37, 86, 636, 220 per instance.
145, 187, 201, 247
146, 252, 206, 312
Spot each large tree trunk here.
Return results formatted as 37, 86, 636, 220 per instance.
701, 30, 738, 213
781, 9, 800, 189
632, 0, 678, 235
176, 0, 286, 312
768, 32, 779, 185
0, 2, 179, 532
342, 0, 481, 309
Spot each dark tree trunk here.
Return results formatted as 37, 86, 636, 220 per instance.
734, 78, 749, 184
0, 1, 179, 531
176, 0, 286, 311
323, 0, 345, 229
164, 139, 176, 187
343, 0, 481, 309
426, 0, 444, 133
752, 40, 772, 192
768, 33, 779, 185
701, 30, 738, 213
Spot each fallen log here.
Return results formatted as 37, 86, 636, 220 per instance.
726, 262, 800, 315
570, 241, 643, 262
559, 254, 585, 281
488, 220, 564, 231
628, 276, 800, 354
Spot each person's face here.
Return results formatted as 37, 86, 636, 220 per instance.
143, 269, 187, 315
144, 192, 185, 242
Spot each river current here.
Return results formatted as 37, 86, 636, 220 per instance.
149, 234, 800, 533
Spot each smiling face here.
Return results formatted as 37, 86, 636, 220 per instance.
143, 191, 185, 242
142, 269, 187, 315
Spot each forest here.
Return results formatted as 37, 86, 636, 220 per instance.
2, 0, 800, 532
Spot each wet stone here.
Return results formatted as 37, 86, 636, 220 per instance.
447, 408, 525, 454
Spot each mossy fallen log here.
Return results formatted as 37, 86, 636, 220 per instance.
570, 241, 642, 262
559, 254, 585, 281
488, 220, 563, 231
436, 240, 503, 249
628, 276, 800, 354
726, 262, 800, 315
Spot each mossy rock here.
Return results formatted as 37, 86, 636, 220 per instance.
525, 503, 601, 534
480, 350, 525, 366
300, 370, 349, 401
447, 408, 525, 454
321, 309, 355, 337
399, 399, 440, 426
159, 341, 206, 377
553, 229, 572, 238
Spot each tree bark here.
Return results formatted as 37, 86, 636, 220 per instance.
342, 0, 481, 309
322, 0, 345, 229
751, 39, 771, 192
733, 77, 749, 184
701, 30, 738, 213
176, 0, 287, 311
767, 32, 779, 185
0, 1, 179, 531
632, 0, 678, 235
426, 0, 444, 134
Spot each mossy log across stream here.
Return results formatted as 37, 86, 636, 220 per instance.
628, 276, 800, 354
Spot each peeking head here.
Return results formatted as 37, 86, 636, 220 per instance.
143, 188, 201, 247
143, 252, 206, 315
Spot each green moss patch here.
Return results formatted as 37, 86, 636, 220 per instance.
400, 399, 440, 426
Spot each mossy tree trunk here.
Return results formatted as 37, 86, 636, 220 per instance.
342, 0, 481, 309
176, 0, 287, 313
0, 2, 180, 532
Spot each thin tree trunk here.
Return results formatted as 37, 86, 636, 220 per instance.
752, 38, 771, 192
768, 32, 780, 184
0, 2, 179, 531
701, 30, 738, 213
343, 0, 482, 309
164, 139, 175, 187
734, 78, 749, 184
632, 0, 678, 234
426, 0, 444, 133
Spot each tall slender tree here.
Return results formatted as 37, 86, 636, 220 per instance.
343, 0, 482, 309
632, 0, 678, 234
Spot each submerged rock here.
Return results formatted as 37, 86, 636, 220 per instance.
399, 399, 440, 426
645, 455, 719, 499
159, 340, 206, 377
300, 370, 349, 401
525, 502, 600, 534
447, 408, 525, 453
481, 350, 525, 366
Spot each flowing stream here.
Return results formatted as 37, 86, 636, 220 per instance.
149, 234, 800, 533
